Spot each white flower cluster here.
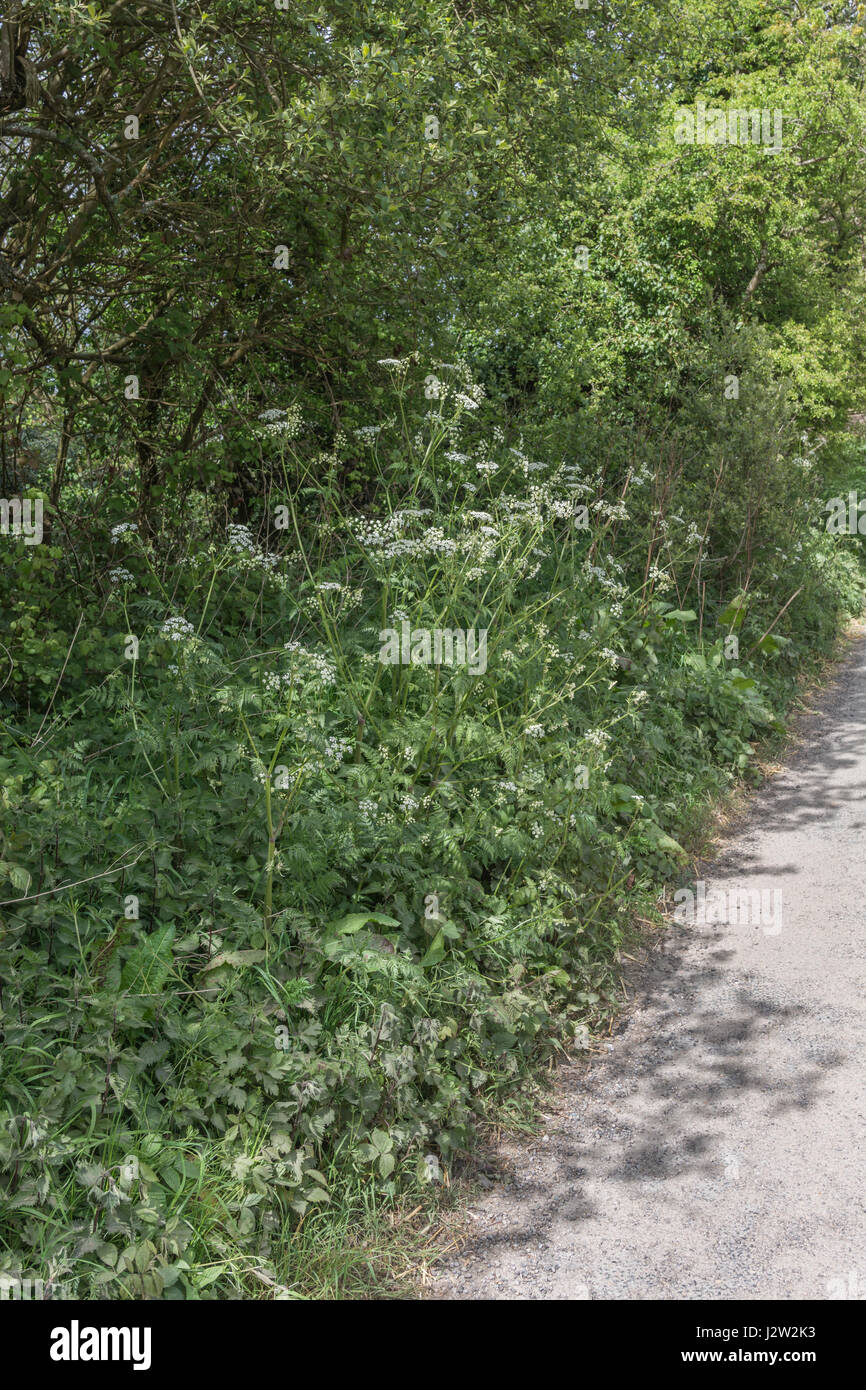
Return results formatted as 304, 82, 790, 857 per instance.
263, 671, 292, 696
648, 563, 673, 592
263, 640, 337, 697
592, 499, 630, 522
351, 510, 465, 562
257, 404, 303, 439
161, 616, 195, 642
421, 525, 458, 555
585, 560, 628, 599
285, 640, 337, 683
228, 522, 256, 552
351, 513, 402, 549
110, 522, 138, 543
508, 445, 546, 477
225, 522, 279, 572
502, 497, 535, 514
393, 508, 432, 523
109, 567, 134, 585
560, 462, 584, 490
324, 736, 353, 764
630, 462, 654, 488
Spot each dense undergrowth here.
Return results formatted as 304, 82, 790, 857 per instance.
2, 0, 866, 1301
2, 352, 865, 1297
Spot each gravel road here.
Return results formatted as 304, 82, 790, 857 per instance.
433, 635, 866, 1300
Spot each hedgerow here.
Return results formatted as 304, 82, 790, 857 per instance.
2, 0, 866, 1300
2, 349, 864, 1297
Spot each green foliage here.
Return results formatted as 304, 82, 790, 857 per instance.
1, 0, 866, 1300
2, 370, 864, 1296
